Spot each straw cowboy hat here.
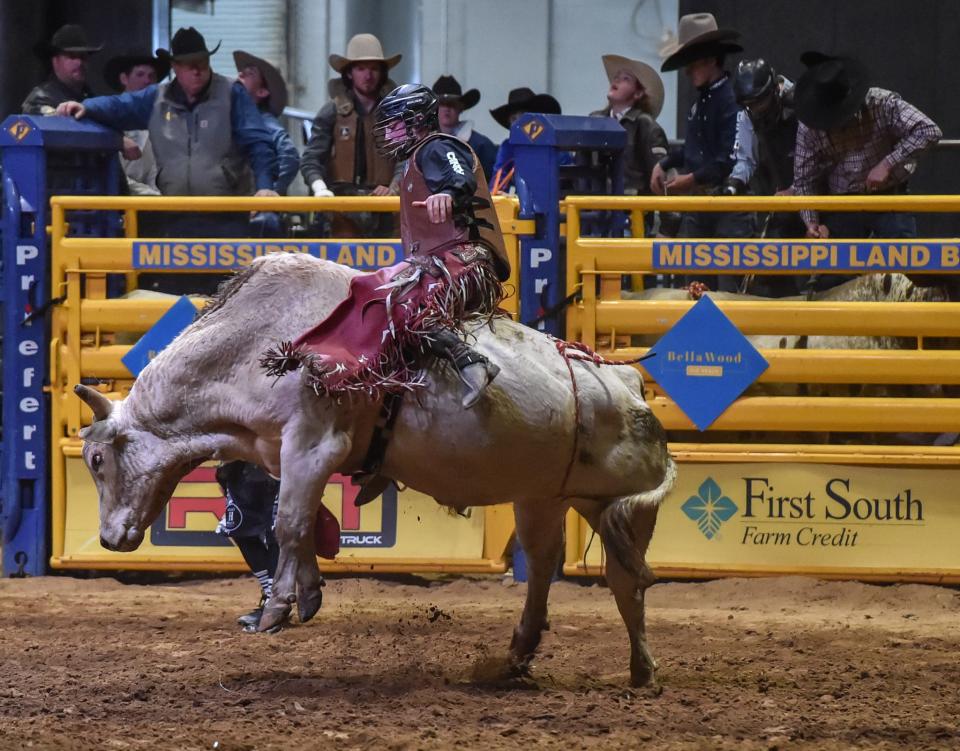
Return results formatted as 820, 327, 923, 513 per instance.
156, 27, 221, 64
602, 54, 665, 118
660, 13, 742, 72
329, 33, 402, 73
34, 24, 103, 59
490, 87, 561, 129
794, 51, 870, 130
432, 75, 480, 110
233, 50, 288, 116
103, 50, 170, 92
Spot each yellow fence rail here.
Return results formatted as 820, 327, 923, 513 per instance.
48, 195, 526, 573
563, 194, 960, 580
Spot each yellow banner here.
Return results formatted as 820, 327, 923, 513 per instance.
579, 463, 960, 578
60, 458, 485, 566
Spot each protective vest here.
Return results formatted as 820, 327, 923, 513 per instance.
148, 73, 253, 196
401, 133, 510, 281
328, 92, 396, 188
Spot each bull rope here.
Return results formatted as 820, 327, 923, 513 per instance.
552, 339, 656, 497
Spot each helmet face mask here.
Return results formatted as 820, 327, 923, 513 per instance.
734, 58, 779, 126
374, 84, 439, 159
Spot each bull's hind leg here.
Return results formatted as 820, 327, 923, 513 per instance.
260, 420, 352, 632
508, 503, 566, 672
573, 497, 660, 690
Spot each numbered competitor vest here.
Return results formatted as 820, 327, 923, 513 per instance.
401, 133, 510, 281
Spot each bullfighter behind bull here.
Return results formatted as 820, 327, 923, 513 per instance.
264, 83, 509, 411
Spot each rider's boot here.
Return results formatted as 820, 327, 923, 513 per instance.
427, 328, 500, 409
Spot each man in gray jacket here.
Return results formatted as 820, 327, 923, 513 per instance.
58, 27, 278, 239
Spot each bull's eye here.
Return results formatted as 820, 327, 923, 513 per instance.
92, 453, 103, 471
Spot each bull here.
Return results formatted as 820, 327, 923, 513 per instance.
74, 252, 676, 688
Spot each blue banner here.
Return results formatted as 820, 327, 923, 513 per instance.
651, 240, 960, 272
132, 240, 404, 270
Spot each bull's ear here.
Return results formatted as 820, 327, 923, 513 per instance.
79, 420, 119, 445
74, 384, 114, 422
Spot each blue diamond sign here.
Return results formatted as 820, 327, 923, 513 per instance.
121, 295, 198, 377
641, 295, 768, 430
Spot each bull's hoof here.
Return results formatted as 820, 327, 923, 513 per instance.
629, 665, 661, 694
258, 601, 292, 632
471, 655, 537, 687
297, 587, 323, 623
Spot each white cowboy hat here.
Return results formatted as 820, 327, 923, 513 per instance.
329, 33, 402, 73
602, 54, 665, 118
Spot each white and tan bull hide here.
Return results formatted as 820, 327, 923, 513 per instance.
74, 253, 675, 689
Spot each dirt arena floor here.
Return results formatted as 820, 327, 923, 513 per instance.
1, 574, 958, 750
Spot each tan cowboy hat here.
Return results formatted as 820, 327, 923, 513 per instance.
233, 50, 288, 116
660, 13, 742, 72
602, 54, 665, 118
329, 33, 402, 73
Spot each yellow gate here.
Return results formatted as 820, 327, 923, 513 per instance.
48, 195, 525, 573
563, 195, 960, 583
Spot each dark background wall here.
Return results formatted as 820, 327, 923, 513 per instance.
0, 0, 153, 118
680, 0, 960, 235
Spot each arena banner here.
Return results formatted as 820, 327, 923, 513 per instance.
58, 458, 485, 566
651, 239, 960, 273
577, 463, 960, 579
131, 240, 404, 271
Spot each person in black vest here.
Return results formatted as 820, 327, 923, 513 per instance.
726, 58, 803, 296
23, 25, 102, 115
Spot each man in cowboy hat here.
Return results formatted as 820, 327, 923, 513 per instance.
793, 52, 941, 291
235, 50, 300, 196
23, 24, 102, 115
650, 12, 753, 292
300, 33, 403, 238
433, 75, 497, 180
489, 87, 562, 194
57, 27, 278, 239
590, 54, 668, 198
103, 50, 171, 196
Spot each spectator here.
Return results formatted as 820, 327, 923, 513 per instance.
235, 50, 300, 238
728, 58, 802, 296
103, 50, 171, 195
489, 87, 562, 194
793, 51, 941, 291
651, 12, 752, 292
23, 24, 102, 115
432, 74, 497, 180
57, 27, 278, 242
590, 54, 668, 197
234, 50, 300, 195
301, 33, 402, 238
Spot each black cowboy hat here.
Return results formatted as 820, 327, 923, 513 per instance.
794, 51, 870, 130
33, 24, 103, 59
432, 75, 480, 110
660, 13, 742, 72
103, 51, 171, 92
233, 50, 289, 116
490, 87, 561, 130
156, 27, 221, 64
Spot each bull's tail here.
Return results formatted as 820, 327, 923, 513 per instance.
599, 457, 677, 579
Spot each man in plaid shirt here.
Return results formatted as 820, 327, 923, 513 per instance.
793, 52, 941, 289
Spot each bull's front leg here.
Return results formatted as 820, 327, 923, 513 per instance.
259, 419, 352, 632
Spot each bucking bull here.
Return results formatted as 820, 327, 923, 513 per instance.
75, 253, 676, 688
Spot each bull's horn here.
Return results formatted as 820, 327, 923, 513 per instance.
74, 384, 114, 422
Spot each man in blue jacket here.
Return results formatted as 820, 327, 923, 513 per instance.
57, 27, 278, 240
650, 13, 753, 291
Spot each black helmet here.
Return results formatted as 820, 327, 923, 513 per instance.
734, 59, 778, 124
374, 83, 439, 159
